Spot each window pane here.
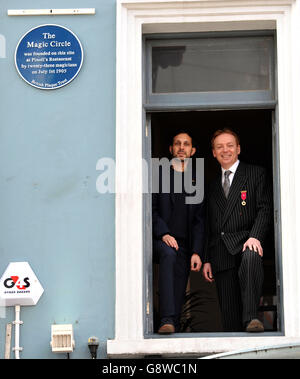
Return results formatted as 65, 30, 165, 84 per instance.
152, 37, 272, 93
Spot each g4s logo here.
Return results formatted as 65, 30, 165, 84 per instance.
3, 276, 30, 290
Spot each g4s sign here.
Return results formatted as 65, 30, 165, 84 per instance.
0, 262, 44, 306
4, 276, 30, 290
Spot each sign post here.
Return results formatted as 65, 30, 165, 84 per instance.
0, 262, 44, 358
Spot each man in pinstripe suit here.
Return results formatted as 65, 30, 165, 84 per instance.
203, 129, 272, 332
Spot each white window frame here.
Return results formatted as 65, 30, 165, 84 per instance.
107, 0, 300, 357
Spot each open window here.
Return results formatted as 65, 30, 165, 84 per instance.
144, 32, 281, 336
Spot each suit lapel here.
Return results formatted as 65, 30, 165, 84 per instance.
221, 162, 247, 226
211, 172, 227, 211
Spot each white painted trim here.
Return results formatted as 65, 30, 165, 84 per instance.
109, 0, 300, 357
108, 336, 300, 358
7, 8, 96, 16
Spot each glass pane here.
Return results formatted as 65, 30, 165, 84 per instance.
152, 37, 272, 93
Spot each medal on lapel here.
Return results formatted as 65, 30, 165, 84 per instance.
241, 190, 247, 206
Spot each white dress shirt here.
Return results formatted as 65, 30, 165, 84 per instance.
221, 160, 240, 186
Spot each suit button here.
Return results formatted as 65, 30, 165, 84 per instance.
221, 232, 224, 236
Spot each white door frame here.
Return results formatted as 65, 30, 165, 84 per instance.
108, 0, 300, 357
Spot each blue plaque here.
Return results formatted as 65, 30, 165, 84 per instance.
15, 24, 83, 90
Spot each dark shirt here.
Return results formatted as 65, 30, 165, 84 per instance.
168, 168, 188, 242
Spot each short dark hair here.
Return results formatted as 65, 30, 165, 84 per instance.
171, 129, 195, 147
211, 128, 240, 149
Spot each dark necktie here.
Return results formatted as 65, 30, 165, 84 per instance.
223, 170, 231, 198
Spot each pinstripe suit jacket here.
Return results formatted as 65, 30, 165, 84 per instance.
204, 161, 272, 273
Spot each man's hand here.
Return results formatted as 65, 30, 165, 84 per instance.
190, 254, 202, 272
162, 234, 179, 250
202, 263, 214, 283
243, 237, 263, 257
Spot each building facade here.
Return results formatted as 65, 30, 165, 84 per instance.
0, 0, 300, 359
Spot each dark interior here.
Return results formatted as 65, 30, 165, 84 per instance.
151, 109, 277, 333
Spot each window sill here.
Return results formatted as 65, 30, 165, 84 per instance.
107, 334, 300, 358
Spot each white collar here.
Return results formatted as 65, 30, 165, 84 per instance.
221, 159, 240, 176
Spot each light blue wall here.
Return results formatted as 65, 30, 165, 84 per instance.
0, 0, 116, 358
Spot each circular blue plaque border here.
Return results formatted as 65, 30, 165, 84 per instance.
15, 24, 84, 90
